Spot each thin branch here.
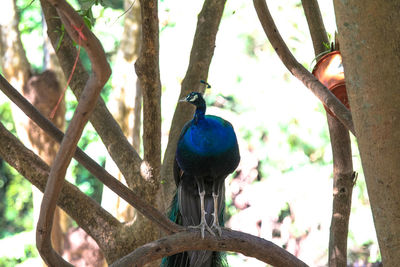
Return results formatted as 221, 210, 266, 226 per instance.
253, 0, 355, 136
135, 0, 162, 192
327, 115, 355, 267
300, 2, 355, 265
0, 74, 181, 235
301, 0, 329, 57
36, 0, 111, 265
0, 121, 121, 262
161, 0, 227, 209
110, 228, 309, 267
40, 0, 145, 193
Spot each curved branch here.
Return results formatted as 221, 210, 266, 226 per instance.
36, 0, 111, 265
110, 229, 308, 267
0, 75, 180, 234
0, 121, 121, 260
40, 0, 145, 193
253, 0, 355, 136
161, 0, 227, 209
0, 74, 181, 235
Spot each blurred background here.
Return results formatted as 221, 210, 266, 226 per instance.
0, 0, 379, 266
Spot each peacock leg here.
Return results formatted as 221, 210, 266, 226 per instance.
211, 180, 223, 236
189, 177, 215, 238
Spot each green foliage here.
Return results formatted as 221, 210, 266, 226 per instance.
0, 243, 38, 266
69, 125, 105, 203
0, 160, 33, 239
17, 0, 43, 71
0, 103, 16, 135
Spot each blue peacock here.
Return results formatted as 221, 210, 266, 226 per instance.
162, 92, 240, 267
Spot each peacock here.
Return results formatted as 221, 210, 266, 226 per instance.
162, 92, 240, 267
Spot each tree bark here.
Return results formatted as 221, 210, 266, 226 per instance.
326, 115, 354, 267
40, 0, 145, 194
301, 1, 355, 265
334, 1, 400, 264
23, 71, 67, 258
0, 0, 68, 262
161, 0, 227, 208
253, 0, 355, 135
0, 121, 122, 263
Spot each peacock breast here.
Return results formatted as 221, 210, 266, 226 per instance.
176, 115, 240, 176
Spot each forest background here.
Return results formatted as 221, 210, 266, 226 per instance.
0, 0, 379, 266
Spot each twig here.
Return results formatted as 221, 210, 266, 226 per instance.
300, 1, 355, 265
161, 0, 227, 209
253, 0, 355, 136
110, 228, 309, 267
0, 74, 181, 235
36, 0, 111, 266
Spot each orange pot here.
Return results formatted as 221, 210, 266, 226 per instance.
312, 51, 350, 116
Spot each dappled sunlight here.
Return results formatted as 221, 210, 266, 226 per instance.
0, 0, 380, 266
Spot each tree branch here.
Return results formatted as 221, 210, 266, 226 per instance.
327, 115, 355, 267
253, 0, 355, 136
0, 121, 121, 262
161, 0, 227, 209
36, 0, 111, 265
134, 0, 162, 196
0, 74, 181, 235
110, 229, 308, 267
300, 2, 355, 265
40, 0, 145, 194
301, 0, 329, 57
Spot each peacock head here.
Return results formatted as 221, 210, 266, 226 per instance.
180, 92, 205, 108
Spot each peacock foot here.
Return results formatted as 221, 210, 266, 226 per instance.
211, 222, 222, 236
189, 221, 215, 239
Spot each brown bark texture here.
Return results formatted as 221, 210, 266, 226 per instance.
334, 0, 400, 264
23, 71, 67, 256
301, 1, 355, 265
0, 120, 121, 263
327, 115, 354, 267
0, 74, 180, 254
161, 0, 227, 208
0, 0, 68, 261
40, 0, 145, 194
135, 0, 162, 188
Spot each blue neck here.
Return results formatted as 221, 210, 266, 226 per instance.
194, 103, 206, 123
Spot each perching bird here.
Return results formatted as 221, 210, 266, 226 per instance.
162, 92, 240, 267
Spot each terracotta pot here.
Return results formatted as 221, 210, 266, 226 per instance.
312, 51, 350, 116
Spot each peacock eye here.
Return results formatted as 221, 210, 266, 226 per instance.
188, 93, 198, 102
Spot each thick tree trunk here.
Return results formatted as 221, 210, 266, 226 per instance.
334, 1, 400, 264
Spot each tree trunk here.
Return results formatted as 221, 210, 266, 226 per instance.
23, 70, 67, 256
334, 1, 400, 264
